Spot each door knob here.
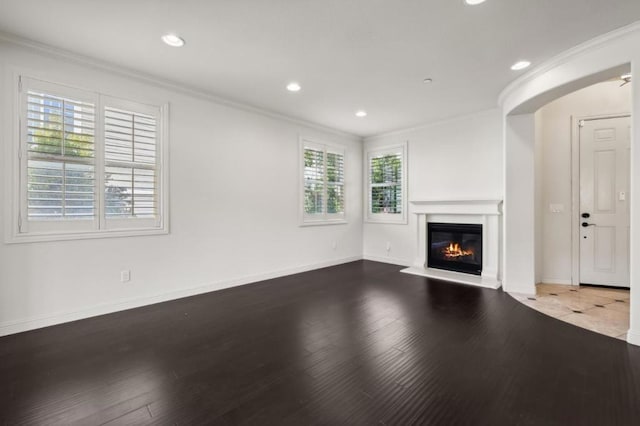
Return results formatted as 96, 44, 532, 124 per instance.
582, 222, 595, 227
581, 213, 591, 218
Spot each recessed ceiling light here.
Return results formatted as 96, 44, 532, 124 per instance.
511, 61, 531, 71
161, 34, 185, 47
355, 110, 367, 118
465, 0, 486, 5
286, 82, 301, 92
423, 78, 433, 84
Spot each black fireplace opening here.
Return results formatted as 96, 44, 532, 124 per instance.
428, 222, 482, 275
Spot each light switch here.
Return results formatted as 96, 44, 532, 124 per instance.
549, 204, 564, 213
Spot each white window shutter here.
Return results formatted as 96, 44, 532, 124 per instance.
26, 91, 97, 220
12, 76, 168, 242
301, 139, 346, 225
104, 106, 158, 220
369, 152, 403, 214
303, 147, 325, 216
366, 143, 407, 224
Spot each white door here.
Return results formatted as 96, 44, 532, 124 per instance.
579, 116, 630, 287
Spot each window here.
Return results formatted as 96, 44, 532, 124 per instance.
25, 88, 97, 226
10, 76, 168, 242
366, 143, 407, 224
103, 98, 162, 230
300, 138, 346, 225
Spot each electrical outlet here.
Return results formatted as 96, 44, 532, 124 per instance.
331, 241, 337, 250
120, 270, 131, 283
386, 242, 391, 252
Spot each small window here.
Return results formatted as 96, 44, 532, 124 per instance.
300, 138, 346, 225
366, 143, 407, 224
10, 76, 168, 242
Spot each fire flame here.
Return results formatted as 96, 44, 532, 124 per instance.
443, 242, 473, 258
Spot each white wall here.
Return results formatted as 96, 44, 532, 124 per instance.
536, 81, 631, 284
503, 114, 537, 294
0, 40, 363, 335
362, 109, 503, 266
534, 110, 544, 284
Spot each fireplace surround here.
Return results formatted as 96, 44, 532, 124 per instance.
401, 199, 502, 289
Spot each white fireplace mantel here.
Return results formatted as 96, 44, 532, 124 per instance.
409, 199, 502, 215
401, 199, 503, 289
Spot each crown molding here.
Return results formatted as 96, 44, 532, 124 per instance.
498, 20, 640, 107
0, 31, 362, 143
364, 107, 499, 142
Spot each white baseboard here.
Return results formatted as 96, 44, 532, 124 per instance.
362, 253, 412, 267
541, 278, 573, 285
627, 329, 640, 346
0, 255, 362, 337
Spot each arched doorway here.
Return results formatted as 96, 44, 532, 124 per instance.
499, 22, 640, 345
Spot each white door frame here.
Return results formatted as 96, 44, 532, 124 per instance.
570, 113, 631, 286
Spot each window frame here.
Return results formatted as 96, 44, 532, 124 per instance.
364, 142, 408, 224
6, 74, 169, 243
299, 137, 347, 226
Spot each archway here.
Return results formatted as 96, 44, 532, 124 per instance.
499, 22, 640, 345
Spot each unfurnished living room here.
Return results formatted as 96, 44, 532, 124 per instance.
1, 0, 640, 424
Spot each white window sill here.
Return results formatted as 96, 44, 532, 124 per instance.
365, 216, 408, 225
5, 227, 168, 244
300, 219, 348, 227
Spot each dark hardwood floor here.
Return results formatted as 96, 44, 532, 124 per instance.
1, 260, 639, 425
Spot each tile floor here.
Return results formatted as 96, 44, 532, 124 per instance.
509, 283, 630, 341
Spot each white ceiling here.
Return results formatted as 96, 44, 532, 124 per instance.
1, 0, 639, 137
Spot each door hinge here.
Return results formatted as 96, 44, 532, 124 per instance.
18, 214, 23, 232
18, 76, 22, 92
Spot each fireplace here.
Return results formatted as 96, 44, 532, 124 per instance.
402, 199, 501, 289
428, 222, 482, 275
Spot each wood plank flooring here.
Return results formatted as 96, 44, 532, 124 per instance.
1, 260, 639, 425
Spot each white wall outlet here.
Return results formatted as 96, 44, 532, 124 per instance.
120, 270, 131, 283
386, 242, 391, 252
331, 240, 337, 250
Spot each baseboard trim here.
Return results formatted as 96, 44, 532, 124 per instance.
627, 329, 640, 346
0, 255, 362, 337
362, 254, 412, 267
541, 278, 573, 285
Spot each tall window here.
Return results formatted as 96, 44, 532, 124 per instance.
301, 138, 346, 225
103, 100, 159, 227
11, 77, 168, 242
366, 143, 407, 224
26, 90, 96, 222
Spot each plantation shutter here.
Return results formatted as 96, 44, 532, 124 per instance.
15, 77, 167, 241
103, 98, 160, 228
303, 147, 324, 216
21, 78, 98, 233
302, 140, 346, 223
326, 150, 345, 215
370, 152, 403, 214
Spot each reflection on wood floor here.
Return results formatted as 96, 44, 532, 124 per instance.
509, 283, 630, 340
